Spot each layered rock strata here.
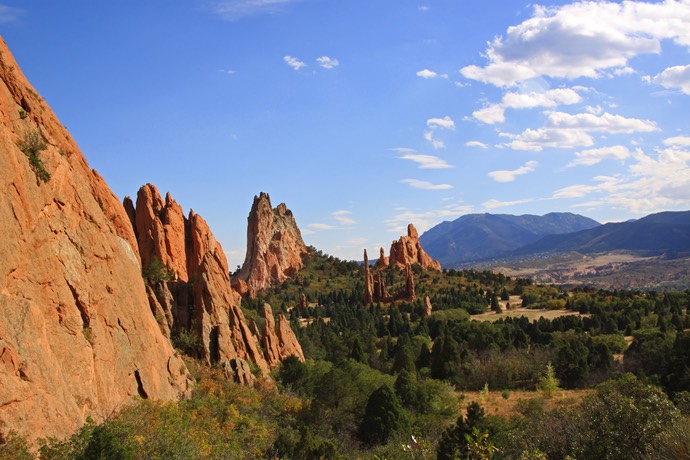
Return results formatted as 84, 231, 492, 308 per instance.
0, 38, 191, 443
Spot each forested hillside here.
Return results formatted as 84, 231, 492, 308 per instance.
4, 248, 690, 459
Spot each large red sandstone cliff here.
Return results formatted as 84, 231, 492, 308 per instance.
233, 192, 308, 298
0, 38, 191, 443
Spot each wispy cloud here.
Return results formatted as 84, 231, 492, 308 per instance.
568, 145, 632, 167
488, 160, 538, 182
473, 88, 582, 125
552, 142, 690, 215
332, 210, 356, 226
664, 136, 690, 147
384, 201, 473, 234
427, 116, 455, 130
502, 111, 658, 151
482, 198, 535, 210
284, 55, 306, 70
211, 0, 298, 20
424, 116, 455, 150
401, 179, 453, 190
0, 5, 22, 23
398, 154, 453, 169
317, 56, 339, 69
308, 223, 336, 230
465, 141, 489, 149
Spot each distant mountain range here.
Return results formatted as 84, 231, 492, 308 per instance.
420, 210, 690, 268
419, 212, 600, 266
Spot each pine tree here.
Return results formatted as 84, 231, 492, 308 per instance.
358, 385, 409, 446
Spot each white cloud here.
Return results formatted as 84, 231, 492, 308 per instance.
460, 0, 690, 87
419, 5, 430, 12
0, 5, 22, 23
427, 116, 455, 130
547, 111, 658, 133
482, 198, 535, 210
384, 202, 474, 235
332, 210, 356, 226
212, 0, 297, 20
648, 64, 690, 95
424, 131, 445, 150
417, 69, 439, 79
569, 145, 632, 167
502, 111, 657, 151
473, 105, 505, 124
473, 88, 582, 125
503, 127, 594, 151
399, 154, 453, 169
465, 141, 489, 149
316, 56, 339, 69
664, 135, 690, 147
401, 179, 453, 190
308, 223, 336, 230
284, 55, 306, 70
424, 116, 455, 149
553, 144, 690, 215
488, 160, 538, 182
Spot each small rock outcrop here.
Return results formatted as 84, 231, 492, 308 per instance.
405, 264, 417, 302
0, 39, 191, 444
233, 193, 308, 298
363, 249, 374, 304
375, 247, 389, 269
262, 303, 305, 367
424, 295, 433, 317
389, 224, 441, 271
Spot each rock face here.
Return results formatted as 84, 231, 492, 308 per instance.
127, 185, 305, 380
261, 303, 305, 367
389, 224, 442, 271
127, 185, 270, 374
0, 39, 191, 443
233, 193, 308, 298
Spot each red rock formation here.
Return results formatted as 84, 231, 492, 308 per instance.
0, 39, 191, 443
233, 193, 308, 298
375, 247, 389, 269
389, 224, 442, 271
363, 249, 374, 304
424, 295, 433, 317
373, 270, 391, 302
262, 303, 305, 366
131, 185, 189, 281
276, 314, 305, 362
128, 188, 304, 378
405, 264, 417, 302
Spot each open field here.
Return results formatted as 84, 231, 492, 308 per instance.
472, 307, 585, 323
459, 389, 591, 418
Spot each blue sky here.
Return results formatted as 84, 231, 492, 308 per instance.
3, 0, 690, 267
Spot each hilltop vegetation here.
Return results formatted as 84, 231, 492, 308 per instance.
4, 247, 690, 459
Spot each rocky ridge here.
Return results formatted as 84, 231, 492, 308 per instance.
233, 192, 308, 298
127, 185, 304, 382
0, 38, 191, 443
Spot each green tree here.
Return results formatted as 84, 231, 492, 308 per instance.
394, 370, 419, 410
437, 402, 486, 460
538, 362, 560, 398
358, 385, 409, 446
573, 374, 680, 460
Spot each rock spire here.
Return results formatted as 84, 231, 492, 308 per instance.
233, 192, 308, 298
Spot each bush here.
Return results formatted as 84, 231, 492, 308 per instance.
142, 257, 174, 283
19, 129, 50, 182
